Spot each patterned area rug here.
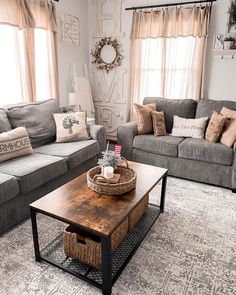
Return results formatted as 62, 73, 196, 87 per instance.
0, 177, 236, 295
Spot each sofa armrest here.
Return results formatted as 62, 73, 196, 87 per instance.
89, 124, 106, 153
117, 122, 138, 160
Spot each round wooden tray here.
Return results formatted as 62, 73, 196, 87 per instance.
87, 158, 137, 195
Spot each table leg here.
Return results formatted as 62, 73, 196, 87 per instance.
30, 208, 41, 262
101, 236, 112, 295
160, 173, 167, 213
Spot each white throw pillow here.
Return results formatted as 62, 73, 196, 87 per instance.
171, 116, 208, 139
0, 127, 33, 163
53, 111, 90, 143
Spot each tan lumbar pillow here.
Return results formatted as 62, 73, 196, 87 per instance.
0, 127, 33, 163
205, 111, 225, 143
53, 111, 90, 143
220, 107, 236, 147
171, 116, 208, 139
151, 111, 166, 136
134, 103, 156, 134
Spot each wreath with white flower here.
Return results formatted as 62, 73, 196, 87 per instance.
90, 37, 123, 73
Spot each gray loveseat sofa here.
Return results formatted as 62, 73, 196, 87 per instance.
118, 97, 236, 191
0, 99, 106, 234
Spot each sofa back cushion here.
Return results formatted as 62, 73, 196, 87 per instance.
0, 108, 12, 133
7, 99, 61, 147
143, 97, 197, 133
195, 99, 236, 119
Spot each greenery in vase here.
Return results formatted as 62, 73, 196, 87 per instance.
98, 151, 121, 169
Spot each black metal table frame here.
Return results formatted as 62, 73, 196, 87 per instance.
30, 172, 167, 295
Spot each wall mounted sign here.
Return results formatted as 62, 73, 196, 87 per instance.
90, 37, 123, 73
62, 14, 80, 46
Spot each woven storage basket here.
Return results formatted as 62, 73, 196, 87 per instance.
64, 217, 128, 268
129, 194, 149, 230
87, 158, 137, 195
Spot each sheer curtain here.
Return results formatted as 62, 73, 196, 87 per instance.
0, 0, 58, 105
129, 6, 211, 119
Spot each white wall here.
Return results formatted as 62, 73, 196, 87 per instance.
206, 0, 236, 101
55, 0, 89, 106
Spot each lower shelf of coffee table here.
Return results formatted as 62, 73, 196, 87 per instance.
40, 204, 161, 287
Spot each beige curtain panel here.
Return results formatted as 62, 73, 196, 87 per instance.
0, 0, 58, 102
129, 5, 211, 120
0, 0, 57, 31
130, 6, 211, 39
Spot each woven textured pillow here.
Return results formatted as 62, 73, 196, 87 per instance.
220, 107, 236, 147
205, 111, 225, 143
0, 127, 33, 163
171, 116, 208, 139
151, 111, 166, 136
53, 111, 90, 143
134, 103, 156, 134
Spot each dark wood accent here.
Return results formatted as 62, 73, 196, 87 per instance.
30, 161, 167, 237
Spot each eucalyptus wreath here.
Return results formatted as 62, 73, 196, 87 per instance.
90, 37, 123, 73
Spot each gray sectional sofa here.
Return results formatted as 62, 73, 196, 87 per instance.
118, 97, 236, 191
0, 99, 106, 234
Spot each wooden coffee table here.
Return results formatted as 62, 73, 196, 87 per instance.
30, 161, 167, 295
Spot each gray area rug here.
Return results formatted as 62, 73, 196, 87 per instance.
0, 177, 236, 295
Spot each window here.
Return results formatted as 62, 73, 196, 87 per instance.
0, 0, 58, 106
138, 36, 197, 100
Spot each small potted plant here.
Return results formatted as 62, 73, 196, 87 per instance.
224, 36, 235, 50
98, 151, 121, 178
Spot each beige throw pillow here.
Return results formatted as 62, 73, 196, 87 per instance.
53, 112, 90, 143
220, 107, 236, 147
205, 111, 225, 143
0, 127, 33, 163
151, 111, 166, 136
134, 103, 156, 134
171, 116, 208, 139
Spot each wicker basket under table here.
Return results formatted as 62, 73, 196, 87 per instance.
64, 217, 129, 269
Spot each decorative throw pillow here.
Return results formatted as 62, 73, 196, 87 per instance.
205, 111, 225, 143
53, 111, 90, 143
134, 103, 156, 134
220, 107, 236, 147
0, 127, 33, 163
171, 116, 208, 139
151, 111, 166, 136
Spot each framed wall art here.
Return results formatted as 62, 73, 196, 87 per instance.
228, 0, 236, 33
62, 14, 80, 46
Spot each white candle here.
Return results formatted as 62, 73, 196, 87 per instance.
104, 166, 114, 179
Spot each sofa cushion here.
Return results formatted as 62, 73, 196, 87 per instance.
0, 173, 20, 206
178, 138, 233, 166
133, 135, 185, 157
195, 99, 236, 119
0, 108, 12, 133
7, 99, 61, 148
0, 153, 67, 194
143, 97, 197, 133
34, 140, 99, 169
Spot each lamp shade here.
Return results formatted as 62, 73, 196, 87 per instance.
68, 92, 78, 105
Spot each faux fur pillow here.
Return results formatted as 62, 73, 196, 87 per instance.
220, 107, 236, 147
205, 111, 225, 143
151, 111, 166, 136
53, 111, 90, 143
0, 127, 33, 163
134, 103, 156, 134
171, 116, 208, 139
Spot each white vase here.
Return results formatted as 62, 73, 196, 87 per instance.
224, 41, 234, 50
